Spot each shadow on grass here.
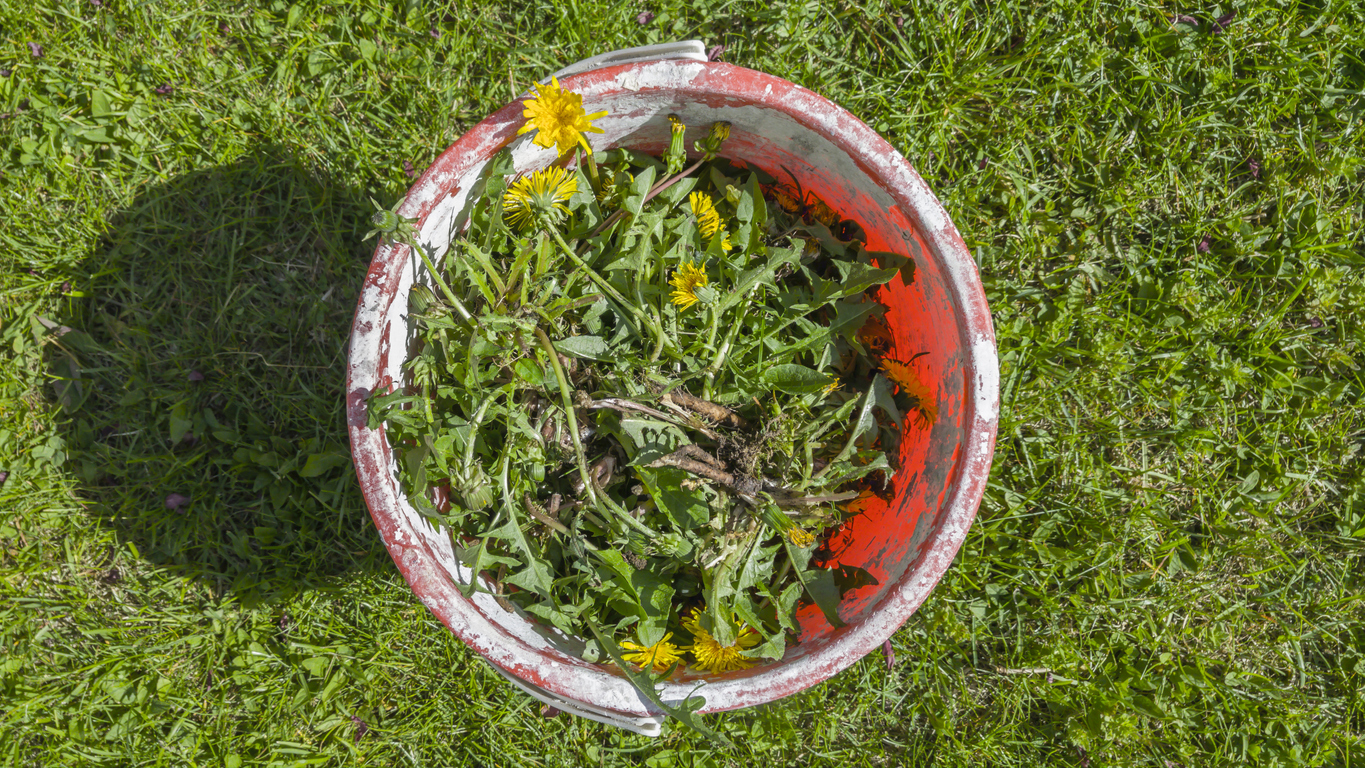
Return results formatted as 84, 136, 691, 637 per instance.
50, 145, 389, 604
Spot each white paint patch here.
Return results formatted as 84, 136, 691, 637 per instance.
972, 336, 1000, 422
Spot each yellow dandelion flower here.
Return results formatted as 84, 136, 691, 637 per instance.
502, 166, 578, 232
879, 358, 938, 427
786, 527, 816, 548
688, 192, 732, 251
516, 76, 607, 156
620, 633, 684, 673
820, 380, 842, 396
669, 261, 708, 311
682, 608, 762, 674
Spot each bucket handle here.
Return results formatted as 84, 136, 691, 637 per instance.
535, 40, 709, 86
488, 662, 668, 736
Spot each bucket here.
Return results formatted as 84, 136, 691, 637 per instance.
346, 42, 999, 735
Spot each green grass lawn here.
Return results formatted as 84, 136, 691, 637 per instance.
2, 0, 1362, 765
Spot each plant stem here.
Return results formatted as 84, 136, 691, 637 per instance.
580, 144, 602, 196
547, 228, 667, 353
703, 302, 747, 400
412, 240, 475, 323
534, 327, 600, 511
533, 327, 659, 538
463, 391, 499, 471
587, 157, 706, 239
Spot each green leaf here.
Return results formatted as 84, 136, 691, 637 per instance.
512, 358, 547, 388
762, 364, 834, 395
299, 451, 349, 478
832, 260, 899, 296
735, 542, 780, 593
859, 244, 917, 285
553, 335, 611, 360
783, 538, 847, 629
636, 467, 710, 529
169, 401, 193, 445
745, 173, 767, 230
91, 90, 113, 118
498, 487, 552, 597
76, 126, 116, 145
614, 417, 689, 466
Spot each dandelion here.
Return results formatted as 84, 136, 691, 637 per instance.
517, 76, 606, 157
820, 380, 842, 397
502, 166, 578, 232
786, 527, 816, 548
669, 261, 708, 311
621, 633, 684, 673
857, 315, 894, 357
683, 609, 761, 674
688, 192, 731, 251
879, 358, 938, 427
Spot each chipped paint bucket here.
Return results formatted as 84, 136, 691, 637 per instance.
346, 42, 999, 735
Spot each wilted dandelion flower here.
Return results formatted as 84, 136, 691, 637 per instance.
786, 527, 816, 548
688, 192, 732, 251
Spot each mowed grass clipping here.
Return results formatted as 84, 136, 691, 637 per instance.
1, 0, 1362, 765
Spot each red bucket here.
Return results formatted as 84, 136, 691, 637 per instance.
347, 48, 999, 735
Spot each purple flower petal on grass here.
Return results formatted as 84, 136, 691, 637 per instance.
978, 157, 988, 170
1308, 316, 1323, 328
429, 27, 441, 39
29, 42, 44, 59
1197, 235, 1211, 253
1171, 14, 1199, 27
636, 11, 655, 24
0, 69, 11, 78
90, 0, 102, 7
61, 281, 72, 294
188, 370, 205, 382
1247, 158, 1260, 179
540, 704, 561, 718
350, 716, 369, 741
164, 493, 191, 511
1212, 11, 1236, 33
403, 160, 415, 178
895, 16, 905, 29
882, 639, 896, 670
707, 44, 726, 62
155, 84, 174, 96
0, 471, 9, 485
220, 23, 230, 34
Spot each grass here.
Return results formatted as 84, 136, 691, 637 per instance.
1, 0, 1362, 765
